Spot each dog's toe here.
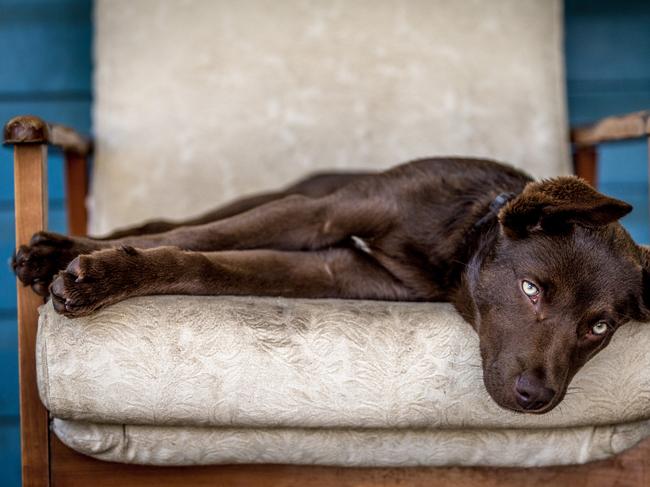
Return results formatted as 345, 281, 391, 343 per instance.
49, 249, 137, 318
50, 275, 68, 313
66, 256, 84, 280
50, 273, 66, 298
12, 232, 81, 289
49, 262, 109, 318
13, 246, 36, 284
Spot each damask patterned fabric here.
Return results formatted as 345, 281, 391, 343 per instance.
51, 418, 650, 467
36, 295, 650, 465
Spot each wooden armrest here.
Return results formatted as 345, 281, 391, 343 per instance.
4, 115, 91, 235
5, 137, 50, 487
3, 114, 92, 156
571, 110, 650, 147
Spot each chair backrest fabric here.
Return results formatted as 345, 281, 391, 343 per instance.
91, 0, 569, 234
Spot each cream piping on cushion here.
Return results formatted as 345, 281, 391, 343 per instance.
51, 417, 650, 467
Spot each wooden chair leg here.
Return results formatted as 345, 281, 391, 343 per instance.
64, 151, 88, 236
573, 145, 598, 187
13, 145, 50, 487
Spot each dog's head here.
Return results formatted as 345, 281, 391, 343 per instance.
467, 176, 650, 413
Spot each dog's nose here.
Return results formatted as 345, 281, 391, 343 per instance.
514, 372, 556, 411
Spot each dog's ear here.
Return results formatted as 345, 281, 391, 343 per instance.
498, 176, 632, 238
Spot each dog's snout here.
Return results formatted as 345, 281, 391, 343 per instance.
514, 372, 556, 411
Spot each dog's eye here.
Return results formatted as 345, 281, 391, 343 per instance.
521, 280, 540, 299
590, 321, 609, 336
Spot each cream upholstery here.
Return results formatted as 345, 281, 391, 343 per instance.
37, 297, 650, 429
51, 418, 650, 467
37, 297, 650, 465
91, 0, 569, 235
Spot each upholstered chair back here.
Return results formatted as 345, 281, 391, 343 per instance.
90, 0, 569, 234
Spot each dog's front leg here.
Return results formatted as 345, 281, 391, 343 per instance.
49, 246, 412, 317
15, 193, 389, 296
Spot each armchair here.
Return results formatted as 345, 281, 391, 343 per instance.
5, 0, 650, 485
4, 112, 650, 487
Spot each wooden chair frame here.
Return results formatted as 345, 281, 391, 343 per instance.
3, 113, 650, 486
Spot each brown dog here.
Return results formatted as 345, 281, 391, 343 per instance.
12, 157, 650, 414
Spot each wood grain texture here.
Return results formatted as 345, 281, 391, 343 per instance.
48, 124, 91, 156
14, 145, 50, 487
64, 152, 87, 236
571, 110, 650, 147
573, 145, 598, 187
50, 433, 650, 487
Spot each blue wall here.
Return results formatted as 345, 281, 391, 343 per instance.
0, 1, 92, 485
565, 0, 650, 243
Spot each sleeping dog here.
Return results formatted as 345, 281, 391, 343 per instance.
12, 157, 650, 414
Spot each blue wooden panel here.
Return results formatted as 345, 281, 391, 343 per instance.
598, 139, 649, 184
565, 0, 650, 244
599, 182, 650, 244
0, 419, 21, 487
0, 99, 92, 133
0, 211, 16, 308
565, 0, 650, 82
0, 99, 92, 130
0, 0, 92, 95
0, 1, 92, 484
0, 318, 19, 416
568, 91, 650, 126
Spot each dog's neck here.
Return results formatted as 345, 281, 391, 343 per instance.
451, 192, 517, 330
473, 192, 517, 230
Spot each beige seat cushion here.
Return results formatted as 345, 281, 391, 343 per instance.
37, 296, 650, 430
36, 296, 650, 466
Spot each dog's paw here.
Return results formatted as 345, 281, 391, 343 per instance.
49, 246, 139, 318
12, 231, 84, 296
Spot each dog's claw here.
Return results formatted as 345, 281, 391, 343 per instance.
50, 274, 65, 299
50, 274, 78, 314
51, 295, 67, 314
67, 257, 82, 278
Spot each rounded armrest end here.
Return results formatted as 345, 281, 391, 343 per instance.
3, 115, 50, 146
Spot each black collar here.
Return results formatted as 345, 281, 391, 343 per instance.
473, 192, 517, 229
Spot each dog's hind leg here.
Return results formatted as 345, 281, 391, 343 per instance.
109, 192, 391, 252
95, 172, 372, 239
49, 246, 414, 317
94, 191, 294, 239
